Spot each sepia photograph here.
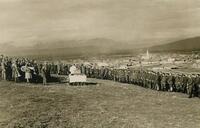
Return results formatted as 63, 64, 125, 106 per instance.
0, 0, 200, 128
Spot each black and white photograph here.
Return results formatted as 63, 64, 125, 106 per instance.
0, 0, 200, 128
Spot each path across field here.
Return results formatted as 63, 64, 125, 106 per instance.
0, 79, 199, 128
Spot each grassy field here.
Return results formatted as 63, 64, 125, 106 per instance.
0, 79, 199, 128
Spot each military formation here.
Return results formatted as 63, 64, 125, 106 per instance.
0, 55, 200, 98
80, 65, 200, 98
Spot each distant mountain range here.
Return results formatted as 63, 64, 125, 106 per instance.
150, 36, 200, 52
0, 38, 141, 57
1, 36, 200, 58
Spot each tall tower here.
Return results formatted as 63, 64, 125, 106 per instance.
146, 49, 150, 59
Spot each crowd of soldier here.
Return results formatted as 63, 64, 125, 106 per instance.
79, 65, 200, 98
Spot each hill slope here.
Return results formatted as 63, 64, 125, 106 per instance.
150, 36, 200, 52
0, 79, 199, 128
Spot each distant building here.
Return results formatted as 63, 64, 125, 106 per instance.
168, 57, 175, 63
192, 63, 200, 68
142, 49, 151, 60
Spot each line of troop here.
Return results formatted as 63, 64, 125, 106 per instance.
79, 65, 200, 98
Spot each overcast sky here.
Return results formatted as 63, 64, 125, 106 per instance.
1, 0, 200, 46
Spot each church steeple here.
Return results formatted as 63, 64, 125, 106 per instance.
146, 49, 150, 59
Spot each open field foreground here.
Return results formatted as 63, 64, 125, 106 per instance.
0, 79, 199, 128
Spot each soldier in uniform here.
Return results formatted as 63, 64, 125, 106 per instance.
148, 71, 153, 89
128, 69, 134, 84
193, 74, 200, 97
103, 67, 109, 80
138, 70, 143, 87
197, 74, 200, 98
56, 61, 61, 75
149, 71, 154, 89
182, 74, 188, 93
120, 69, 126, 83
32, 61, 39, 83
168, 73, 175, 92
107, 68, 113, 80
51, 62, 57, 74
63, 64, 69, 75
113, 68, 117, 81
125, 69, 131, 84
187, 74, 195, 98
96, 67, 101, 79
46, 62, 51, 81
133, 70, 138, 85
135, 70, 140, 86
89, 65, 94, 78
93, 65, 99, 79
152, 72, 158, 90
178, 74, 183, 93
85, 65, 90, 77
155, 72, 162, 91
161, 73, 166, 91
142, 71, 147, 88
136, 70, 141, 86
117, 69, 122, 82
113, 69, 117, 81
6, 60, 12, 81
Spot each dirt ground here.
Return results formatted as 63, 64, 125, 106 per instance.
0, 79, 199, 128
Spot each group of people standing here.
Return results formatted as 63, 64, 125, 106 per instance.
0, 55, 200, 98
0, 55, 50, 85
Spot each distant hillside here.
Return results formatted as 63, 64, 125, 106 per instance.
0, 38, 140, 57
150, 36, 200, 52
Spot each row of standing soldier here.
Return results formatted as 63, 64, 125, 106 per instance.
80, 65, 200, 98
